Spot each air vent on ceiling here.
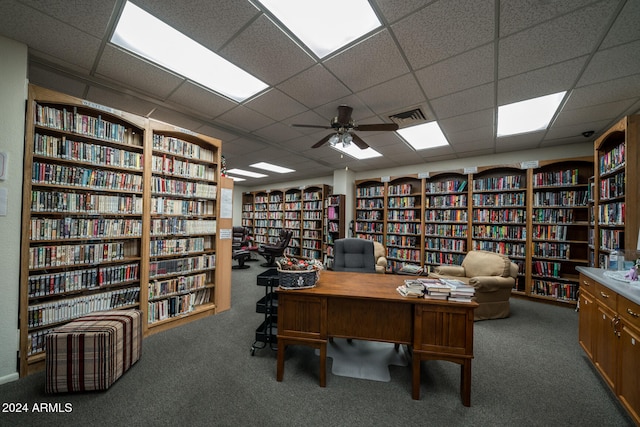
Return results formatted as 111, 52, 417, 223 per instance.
388, 106, 428, 128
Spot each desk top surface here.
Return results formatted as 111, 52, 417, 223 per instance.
277, 270, 478, 308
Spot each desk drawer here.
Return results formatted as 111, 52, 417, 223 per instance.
595, 282, 617, 311
619, 296, 640, 329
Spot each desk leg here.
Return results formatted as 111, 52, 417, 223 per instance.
412, 355, 421, 400
460, 360, 471, 407
276, 340, 285, 382
319, 342, 326, 387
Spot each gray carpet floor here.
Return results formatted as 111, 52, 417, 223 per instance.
0, 265, 634, 427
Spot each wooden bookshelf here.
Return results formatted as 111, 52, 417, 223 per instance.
354, 179, 385, 244
284, 188, 302, 257
594, 115, 640, 267
301, 185, 328, 260
19, 85, 229, 376
324, 194, 345, 269
385, 176, 423, 272
241, 192, 254, 229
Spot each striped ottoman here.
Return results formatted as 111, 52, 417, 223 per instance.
45, 310, 142, 393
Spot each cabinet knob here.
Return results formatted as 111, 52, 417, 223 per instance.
600, 291, 609, 299
628, 308, 639, 318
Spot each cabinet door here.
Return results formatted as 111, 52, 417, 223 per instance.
578, 287, 595, 359
594, 302, 618, 390
618, 321, 640, 424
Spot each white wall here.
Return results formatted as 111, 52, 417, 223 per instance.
0, 35, 28, 384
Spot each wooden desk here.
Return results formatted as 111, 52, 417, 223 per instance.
276, 271, 477, 406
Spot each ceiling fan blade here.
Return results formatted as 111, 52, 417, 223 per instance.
311, 134, 334, 148
292, 124, 332, 129
337, 105, 353, 124
354, 123, 399, 132
350, 133, 369, 150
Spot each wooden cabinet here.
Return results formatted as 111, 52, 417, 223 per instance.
18, 85, 230, 376
594, 115, 640, 267
577, 268, 640, 425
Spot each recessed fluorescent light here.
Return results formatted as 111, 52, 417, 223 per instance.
111, 1, 268, 102
250, 162, 295, 173
226, 168, 268, 178
396, 122, 450, 150
259, 0, 381, 58
497, 91, 567, 137
331, 143, 382, 160
227, 175, 246, 182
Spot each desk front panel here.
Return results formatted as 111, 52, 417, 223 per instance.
327, 297, 413, 343
414, 304, 474, 357
278, 294, 326, 340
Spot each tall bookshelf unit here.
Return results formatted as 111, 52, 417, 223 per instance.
529, 159, 592, 303
19, 85, 230, 376
241, 192, 254, 229
471, 167, 528, 292
594, 115, 640, 267
253, 191, 269, 245
20, 86, 146, 375
354, 179, 385, 244
386, 176, 423, 272
301, 185, 327, 260
324, 194, 346, 269
424, 171, 469, 273
146, 120, 222, 332
267, 189, 284, 245
284, 188, 302, 257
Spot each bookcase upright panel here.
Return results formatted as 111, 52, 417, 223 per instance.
20, 85, 148, 376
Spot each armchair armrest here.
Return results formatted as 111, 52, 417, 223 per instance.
469, 276, 515, 292
376, 256, 388, 273
433, 265, 465, 277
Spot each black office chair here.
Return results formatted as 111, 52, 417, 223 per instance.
232, 226, 252, 269
333, 238, 376, 273
258, 229, 293, 267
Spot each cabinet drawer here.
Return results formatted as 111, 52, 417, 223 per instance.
595, 282, 617, 311
619, 296, 640, 329
579, 274, 595, 294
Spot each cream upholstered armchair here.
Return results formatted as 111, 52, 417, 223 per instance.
372, 241, 387, 274
428, 250, 517, 320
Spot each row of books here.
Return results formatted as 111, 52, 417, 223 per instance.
599, 229, 623, 250
355, 222, 384, 233
531, 280, 577, 301
152, 155, 215, 180
302, 230, 321, 239
425, 224, 467, 237
147, 288, 210, 324
150, 197, 214, 216
387, 222, 419, 234
28, 287, 140, 328
532, 168, 580, 187
356, 199, 385, 209
28, 263, 139, 298
473, 208, 525, 223
425, 238, 466, 251
35, 133, 143, 170
533, 190, 588, 206
30, 217, 142, 241
36, 104, 131, 144
426, 180, 466, 193
386, 235, 419, 247
598, 143, 625, 174
356, 210, 383, 220
532, 260, 562, 277
388, 183, 413, 195
424, 194, 467, 207
303, 220, 322, 229
600, 174, 625, 199
303, 201, 323, 210
425, 209, 468, 222
151, 177, 217, 199
472, 193, 525, 206
152, 134, 214, 161
387, 209, 419, 221
29, 242, 128, 269
148, 273, 207, 299
472, 225, 525, 240
598, 202, 625, 225
356, 186, 384, 197
149, 254, 215, 279
302, 191, 324, 201
303, 211, 322, 220
302, 239, 322, 250
387, 248, 421, 262
150, 219, 216, 236
472, 241, 526, 257
149, 237, 206, 257
473, 175, 523, 191
396, 278, 475, 302
285, 202, 302, 210
387, 196, 417, 208
531, 225, 567, 241
33, 161, 143, 192
27, 329, 53, 356
533, 242, 571, 258
425, 252, 465, 265
31, 190, 143, 214
532, 208, 576, 223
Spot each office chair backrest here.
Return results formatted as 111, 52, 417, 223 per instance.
333, 238, 376, 273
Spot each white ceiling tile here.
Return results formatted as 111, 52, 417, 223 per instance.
28, 64, 88, 99
578, 39, 640, 87
600, 0, 640, 49
167, 81, 238, 119
495, 131, 543, 152
85, 85, 156, 117
392, 0, 494, 69
567, 73, 640, 110
220, 14, 315, 85
324, 30, 409, 92
439, 109, 495, 135
498, 0, 619, 79
149, 107, 207, 132
216, 105, 275, 133
245, 89, 308, 122
96, 45, 185, 99
373, 0, 431, 24
357, 74, 426, 116
430, 83, 495, 120
277, 65, 352, 109
554, 99, 637, 128
499, 0, 595, 37
20, 0, 117, 38
447, 125, 495, 147
415, 43, 494, 99
498, 56, 587, 105
546, 120, 613, 140
252, 122, 303, 142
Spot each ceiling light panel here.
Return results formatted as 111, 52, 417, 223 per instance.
497, 91, 567, 137
227, 168, 268, 178
250, 162, 295, 173
331, 143, 382, 160
258, 0, 382, 58
112, 1, 268, 102
396, 122, 450, 150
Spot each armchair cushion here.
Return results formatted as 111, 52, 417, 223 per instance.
461, 250, 511, 278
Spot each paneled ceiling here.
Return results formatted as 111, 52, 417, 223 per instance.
1, 0, 640, 186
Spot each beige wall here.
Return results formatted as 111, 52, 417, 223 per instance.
0, 35, 27, 384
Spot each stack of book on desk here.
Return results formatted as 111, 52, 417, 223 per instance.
420, 279, 452, 300
440, 279, 475, 302
396, 280, 425, 297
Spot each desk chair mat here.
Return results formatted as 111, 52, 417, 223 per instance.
316, 338, 409, 382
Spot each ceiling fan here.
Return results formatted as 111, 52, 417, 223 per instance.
292, 105, 399, 149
